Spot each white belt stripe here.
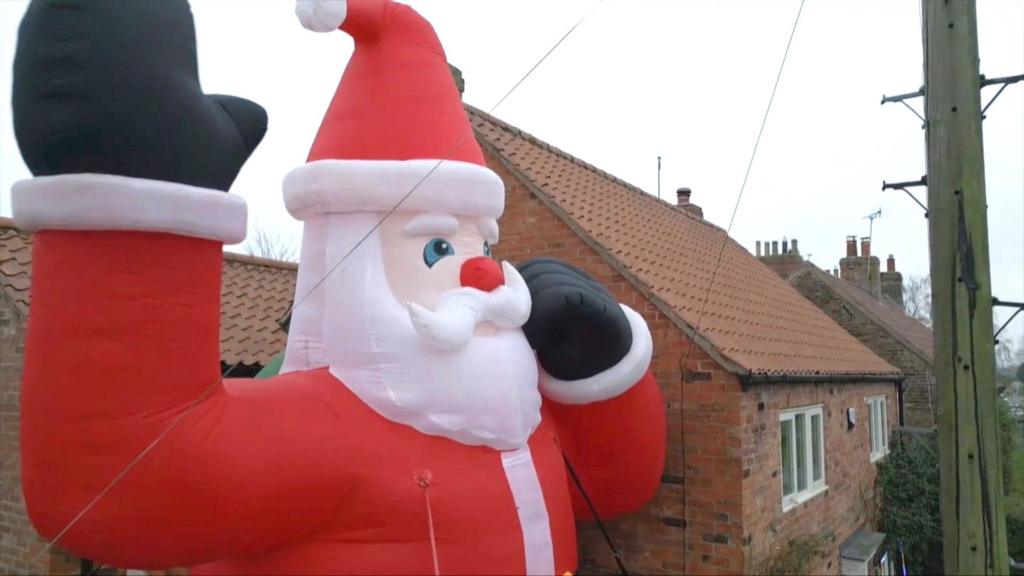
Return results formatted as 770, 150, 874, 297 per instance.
501, 446, 554, 576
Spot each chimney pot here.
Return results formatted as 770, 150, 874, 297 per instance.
756, 241, 762, 257
887, 254, 896, 273
791, 239, 799, 254
846, 235, 858, 257
676, 187, 692, 206
860, 236, 872, 258
771, 241, 779, 256
782, 238, 789, 254
448, 64, 465, 96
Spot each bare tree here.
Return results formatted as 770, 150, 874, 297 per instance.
904, 274, 932, 326
244, 228, 298, 263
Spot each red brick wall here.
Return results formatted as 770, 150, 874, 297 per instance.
486, 149, 746, 574
741, 381, 898, 574
0, 296, 79, 574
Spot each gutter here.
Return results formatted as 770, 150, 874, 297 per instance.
739, 372, 905, 391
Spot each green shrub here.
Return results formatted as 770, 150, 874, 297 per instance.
876, 429, 943, 575
751, 532, 832, 576
999, 397, 1023, 496
1008, 495, 1024, 562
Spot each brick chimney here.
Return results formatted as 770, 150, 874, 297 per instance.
449, 64, 465, 96
676, 188, 704, 219
757, 236, 805, 279
840, 235, 881, 297
880, 254, 904, 307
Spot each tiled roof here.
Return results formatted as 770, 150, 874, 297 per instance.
792, 265, 933, 363
470, 107, 898, 376
0, 222, 32, 316
0, 218, 295, 368
219, 253, 297, 367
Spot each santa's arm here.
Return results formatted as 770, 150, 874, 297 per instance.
12, 1, 349, 568
519, 259, 666, 520
18, 218, 352, 569
545, 372, 666, 520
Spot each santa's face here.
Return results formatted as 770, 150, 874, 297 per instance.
380, 212, 497, 310
318, 211, 541, 450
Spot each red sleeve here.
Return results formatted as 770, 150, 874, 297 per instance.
545, 371, 666, 521
20, 230, 350, 569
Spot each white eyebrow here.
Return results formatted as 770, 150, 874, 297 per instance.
478, 218, 499, 244
403, 213, 458, 237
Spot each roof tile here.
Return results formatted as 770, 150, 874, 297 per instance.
0, 218, 296, 368
470, 107, 897, 376
794, 266, 933, 362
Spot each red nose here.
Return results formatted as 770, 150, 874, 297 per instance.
460, 257, 505, 292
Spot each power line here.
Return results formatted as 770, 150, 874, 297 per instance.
676, 0, 806, 569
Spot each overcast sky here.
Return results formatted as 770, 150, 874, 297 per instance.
0, 0, 1021, 343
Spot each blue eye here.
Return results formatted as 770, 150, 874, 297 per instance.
423, 238, 455, 268
484, 241, 492, 257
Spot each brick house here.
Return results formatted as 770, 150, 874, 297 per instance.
0, 219, 296, 574
3, 103, 903, 574
469, 106, 902, 574
757, 236, 936, 428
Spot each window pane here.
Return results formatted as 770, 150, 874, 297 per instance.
880, 400, 888, 450
870, 401, 879, 453
795, 413, 807, 491
868, 402, 874, 453
811, 413, 822, 482
781, 420, 794, 496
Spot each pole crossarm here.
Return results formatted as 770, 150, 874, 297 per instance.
882, 176, 929, 215
882, 73, 1022, 122
992, 298, 1024, 343
881, 87, 925, 104
979, 73, 1024, 88
980, 73, 1023, 117
881, 88, 926, 126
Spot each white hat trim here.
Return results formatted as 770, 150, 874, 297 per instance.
283, 159, 505, 220
12, 173, 247, 243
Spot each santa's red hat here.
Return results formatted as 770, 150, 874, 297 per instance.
284, 0, 504, 221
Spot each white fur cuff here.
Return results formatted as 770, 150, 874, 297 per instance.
539, 305, 654, 405
12, 174, 247, 243
296, 0, 348, 33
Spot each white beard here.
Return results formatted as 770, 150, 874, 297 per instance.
289, 212, 542, 451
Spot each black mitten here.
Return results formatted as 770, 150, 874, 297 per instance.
13, 0, 267, 191
519, 258, 633, 381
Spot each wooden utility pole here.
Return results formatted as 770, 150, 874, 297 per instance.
923, 1, 1008, 574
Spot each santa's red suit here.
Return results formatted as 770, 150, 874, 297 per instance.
14, 1, 666, 574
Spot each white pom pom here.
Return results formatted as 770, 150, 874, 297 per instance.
295, 0, 348, 33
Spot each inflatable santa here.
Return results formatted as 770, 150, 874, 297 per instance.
11, 0, 665, 574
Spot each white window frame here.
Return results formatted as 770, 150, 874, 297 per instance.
867, 395, 889, 462
779, 405, 827, 512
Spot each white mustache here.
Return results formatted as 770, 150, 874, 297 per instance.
407, 261, 532, 350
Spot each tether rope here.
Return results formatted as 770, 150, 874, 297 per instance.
675, 0, 805, 569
